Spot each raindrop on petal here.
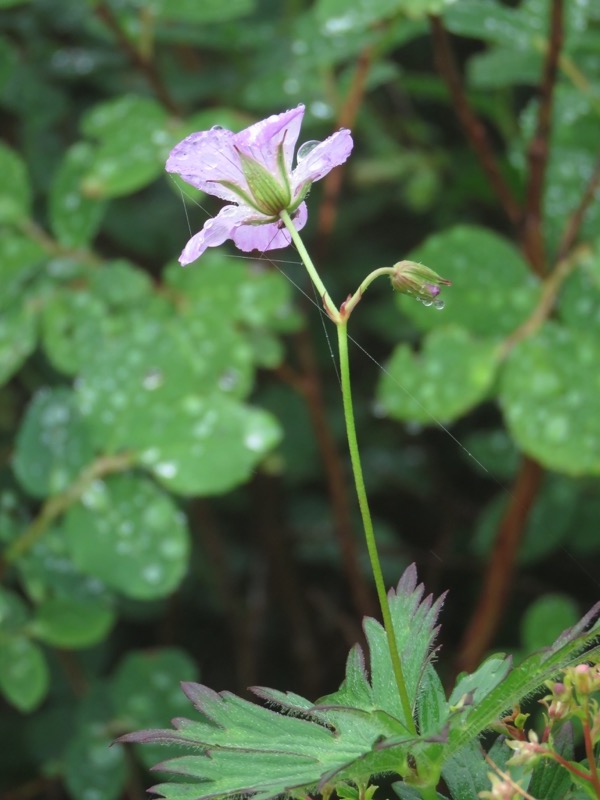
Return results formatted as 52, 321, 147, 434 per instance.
297, 140, 321, 161
433, 298, 445, 310
210, 125, 224, 131
421, 297, 434, 307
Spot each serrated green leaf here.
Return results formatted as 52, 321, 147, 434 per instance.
111, 648, 198, 728
399, 226, 540, 336
0, 142, 30, 223
467, 47, 541, 89
13, 387, 95, 498
30, 595, 114, 648
81, 95, 171, 198
122, 566, 447, 800
500, 323, 600, 475
0, 635, 49, 712
49, 142, 107, 246
64, 474, 190, 600
520, 595, 579, 653
377, 327, 500, 424
0, 299, 37, 386
64, 728, 126, 800
447, 603, 600, 754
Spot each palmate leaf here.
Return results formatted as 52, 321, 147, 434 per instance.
121, 566, 447, 800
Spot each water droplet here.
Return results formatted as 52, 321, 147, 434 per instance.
218, 369, 239, 391
297, 140, 321, 161
155, 462, 178, 479
210, 125, 224, 131
142, 368, 163, 391
244, 431, 265, 451
433, 298, 445, 310
421, 297, 434, 307
142, 564, 164, 585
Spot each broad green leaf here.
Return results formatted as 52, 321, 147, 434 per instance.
49, 142, 107, 246
0, 142, 30, 223
151, 0, 255, 22
520, 595, 579, 653
0, 299, 37, 386
0, 586, 29, 631
41, 288, 110, 374
121, 566, 447, 800
111, 648, 198, 728
399, 226, 540, 336
441, 740, 491, 800
17, 523, 113, 605
558, 252, 600, 338
89, 259, 153, 307
500, 323, 600, 474
64, 728, 126, 800
0, 635, 49, 712
30, 596, 114, 648
443, 0, 534, 49
377, 327, 500, 424
316, 0, 451, 30
64, 474, 190, 600
13, 387, 95, 498
0, 230, 45, 311
80, 95, 171, 198
467, 48, 541, 89
73, 311, 279, 495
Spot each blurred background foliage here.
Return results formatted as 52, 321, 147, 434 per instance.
0, 0, 599, 798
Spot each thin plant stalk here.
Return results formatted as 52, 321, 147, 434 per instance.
279, 210, 415, 734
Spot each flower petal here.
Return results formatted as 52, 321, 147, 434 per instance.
166, 128, 249, 204
179, 204, 253, 265
232, 203, 308, 253
234, 105, 304, 177
292, 128, 353, 197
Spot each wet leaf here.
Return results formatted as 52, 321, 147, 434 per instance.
398, 226, 540, 336
0, 635, 49, 712
0, 142, 30, 223
30, 596, 115, 649
0, 300, 37, 386
81, 95, 171, 198
500, 323, 600, 474
49, 142, 108, 247
64, 728, 126, 800
111, 648, 198, 729
64, 474, 190, 600
377, 326, 500, 424
151, 0, 255, 23
0, 231, 46, 311
13, 387, 95, 498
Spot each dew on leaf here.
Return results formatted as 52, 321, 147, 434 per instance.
142, 368, 163, 391
154, 462, 178, 479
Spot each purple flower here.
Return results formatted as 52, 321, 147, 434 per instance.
166, 104, 353, 265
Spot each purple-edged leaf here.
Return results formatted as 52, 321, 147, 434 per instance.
120, 565, 447, 800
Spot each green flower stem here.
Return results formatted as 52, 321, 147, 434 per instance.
279, 210, 416, 736
337, 321, 416, 735
342, 267, 395, 317
279, 210, 340, 322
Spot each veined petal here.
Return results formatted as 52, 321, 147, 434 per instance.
234, 105, 304, 177
179, 204, 255, 265
232, 203, 308, 253
166, 128, 249, 204
292, 128, 353, 197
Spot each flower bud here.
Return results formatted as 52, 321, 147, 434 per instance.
390, 260, 451, 308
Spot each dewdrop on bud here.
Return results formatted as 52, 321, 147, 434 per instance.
390, 260, 451, 309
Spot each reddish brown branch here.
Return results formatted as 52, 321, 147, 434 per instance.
557, 156, 600, 260
523, 0, 565, 275
429, 15, 522, 226
96, 2, 180, 115
455, 456, 543, 675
